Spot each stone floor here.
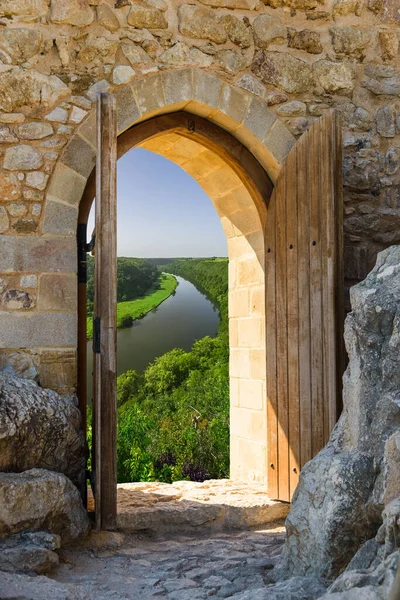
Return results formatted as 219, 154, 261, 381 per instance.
88, 479, 290, 533
54, 524, 286, 600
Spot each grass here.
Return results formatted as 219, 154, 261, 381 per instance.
87, 273, 178, 339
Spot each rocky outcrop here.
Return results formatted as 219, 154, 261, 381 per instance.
0, 469, 90, 544
0, 373, 85, 487
278, 245, 400, 581
0, 531, 60, 574
318, 498, 400, 599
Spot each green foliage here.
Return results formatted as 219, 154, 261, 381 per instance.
114, 258, 230, 484
87, 256, 159, 308
86, 273, 177, 339
116, 369, 143, 408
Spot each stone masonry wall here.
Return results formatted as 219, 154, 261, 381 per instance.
0, 0, 400, 393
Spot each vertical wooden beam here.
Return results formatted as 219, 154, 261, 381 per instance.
286, 147, 300, 498
297, 132, 312, 470
266, 191, 278, 499
94, 93, 117, 531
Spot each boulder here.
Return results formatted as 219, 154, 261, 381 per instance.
0, 469, 90, 544
278, 245, 400, 580
0, 531, 60, 574
0, 373, 85, 487
0, 570, 92, 600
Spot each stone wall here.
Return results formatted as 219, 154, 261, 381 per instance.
0, 0, 399, 420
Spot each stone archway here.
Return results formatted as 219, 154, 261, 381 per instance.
38, 69, 296, 485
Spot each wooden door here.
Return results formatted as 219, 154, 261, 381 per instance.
266, 110, 343, 502
93, 93, 118, 530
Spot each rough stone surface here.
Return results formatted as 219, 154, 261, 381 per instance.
0, 524, 287, 599
50, 0, 94, 26
178, 4, 227, 44
314, 60, 354, 93
288, 28, 323, 54
252, 51, 313, 94
253, 14, 286, 47
127, 2, 168, 29
97, 3, 120, 32
0, 28, 42, 64
99, 479, 290, 533
330, 27, 371, 58
278, 245, 400, 580
0, 469, 90, 543
0, 373, 85, 486
0, 532, 60, 574
3, 145, 43, 171
18, 122, 53, 140
0, 69, 68, 113
112, 65, 136, 85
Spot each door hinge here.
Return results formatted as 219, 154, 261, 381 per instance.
77, 223, 96, 284
93, 317, 101, 353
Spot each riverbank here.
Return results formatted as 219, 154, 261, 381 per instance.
86, 273, 177, 339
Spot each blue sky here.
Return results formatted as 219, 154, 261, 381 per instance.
88, 148, 227, 258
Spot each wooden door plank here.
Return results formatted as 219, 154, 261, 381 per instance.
285, 148, 300, 497
320, 111, 335, 444
275, 172, 290, 502
334, 113, 344, 419
94, 93, 118, 531
266, 190, 278, 499
296, 132, 312, 470
309, 121, 324, 458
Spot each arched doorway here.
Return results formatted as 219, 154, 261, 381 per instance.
41, 69, 343, 528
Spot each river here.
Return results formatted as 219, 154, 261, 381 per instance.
86, 276, 220, 399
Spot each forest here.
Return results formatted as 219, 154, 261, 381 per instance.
86, 256, 177, 336
86, 256, 160, 313
109, 257, 230, 483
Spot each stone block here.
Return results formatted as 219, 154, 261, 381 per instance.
38, 349, 77, 395
263, 120, 296, 166
243, 96, 276, 142
229, 317, 239, 347
252, 51, 313, 94
127, 3, 168, 29
230, 377, 240, 407
230, 436, 267, 483
230, 348, 251, 378
132, 75, 166, 117
0, 236, 76, 273
238, 316, 263, 347
78, 110, 96, 148
116, 85, 140, 134
38, 273, 77, 312
250, 348, 266, 380
61, 135, 96, 178
47, 162, 87, 207
230, 406, 266, 443
0, 312, 77, 348
50, 0, 94, 26
42, 200, 78, 235
239, 378, 264, 410
230, 209, 262, 237
192, 70, 223, 112
250, 286, 265, 315
218, 83, 251, 127
178, 4, 227, 43
229, 288, 249, 318
4, 145, 43, 171
162, 69, 193, 108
